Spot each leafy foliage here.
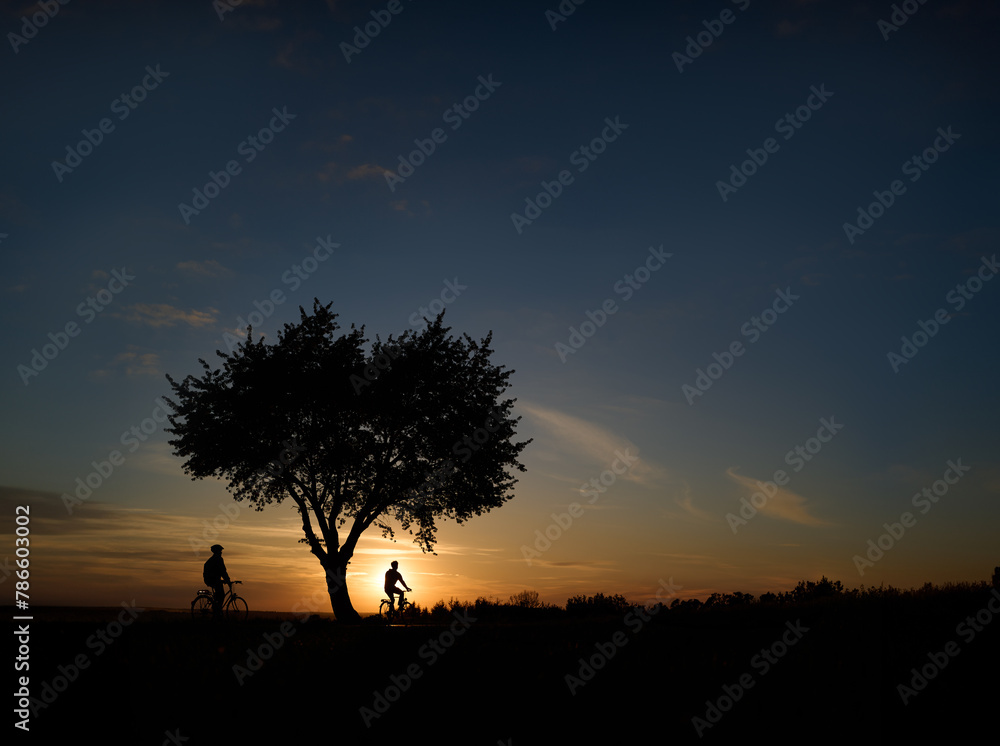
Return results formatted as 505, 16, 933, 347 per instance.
165, 300, 531, 618
384, 576, 994, 625
509, 590, 542, 608
566, 592, 631, 617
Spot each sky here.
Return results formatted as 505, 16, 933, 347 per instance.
1, 0, 998, 616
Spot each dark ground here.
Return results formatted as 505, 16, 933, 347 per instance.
9, 587, 997, 744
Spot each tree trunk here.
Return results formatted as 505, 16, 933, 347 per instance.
324, 559, 362, 624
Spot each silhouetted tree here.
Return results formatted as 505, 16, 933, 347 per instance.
788, 576, 844, 603
509, 590, 542, 608
705, 591, 755, 608
566, 592, 631, 616
165, 300, 530, 622
670, 598, 702, 611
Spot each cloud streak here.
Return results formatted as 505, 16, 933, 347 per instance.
518, 401, 669, 488
725, 467, 833, 528
119, 303, 218, 328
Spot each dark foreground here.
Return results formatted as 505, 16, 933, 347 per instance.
11, 586, 997, 743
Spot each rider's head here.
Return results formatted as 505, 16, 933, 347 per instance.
391, 561, 398, 569
211, 544, 224, 554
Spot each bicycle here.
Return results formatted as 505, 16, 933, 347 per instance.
379, 592, 415, 625
191, 580, 248, 621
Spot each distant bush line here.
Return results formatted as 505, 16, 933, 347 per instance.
374, 577, 997, 623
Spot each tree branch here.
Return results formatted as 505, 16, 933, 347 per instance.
289, 488, 326, 562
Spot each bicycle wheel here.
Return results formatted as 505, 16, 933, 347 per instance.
226, 596, 248, 622
191, 595, 213, 620
380, 600, 393, 622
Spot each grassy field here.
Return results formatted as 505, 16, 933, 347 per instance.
11, 583, 997, 743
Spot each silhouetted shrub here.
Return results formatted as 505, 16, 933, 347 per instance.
670, 598, 702, 611
418, 574, 996, 625
566, 592, 630, 617
509, 590, 542, 608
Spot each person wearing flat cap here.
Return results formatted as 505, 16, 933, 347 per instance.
203, 544, 231, 618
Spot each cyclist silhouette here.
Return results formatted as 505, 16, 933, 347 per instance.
384, 561, 412, 610
203, 544, 231, 618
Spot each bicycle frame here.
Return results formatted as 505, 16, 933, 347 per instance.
192, 581, 247, 620
380, 594, 414, 623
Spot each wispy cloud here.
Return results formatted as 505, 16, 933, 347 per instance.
0, 485, 340, 608
316, 161, 394, 185
674, 482, 716, 522
519, 402, 668, 488
725, 467, 833, 527
388, 199, 430, 217
176, 259, 232, 278
107, 347, 161, 377
272, 31, 322, 73
119, 303, 218, 328
346, 163, 391, 181
511, 558, 620, 571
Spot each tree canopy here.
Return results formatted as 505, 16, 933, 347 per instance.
165, 300, 530, 621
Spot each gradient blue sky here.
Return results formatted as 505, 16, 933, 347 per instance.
1, 0, 998, 614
